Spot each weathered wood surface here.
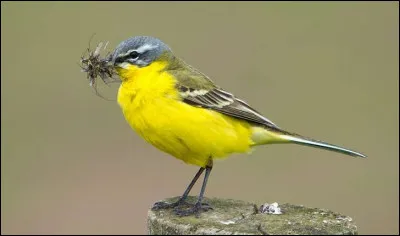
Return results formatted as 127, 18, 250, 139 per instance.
147, 196, 358, 235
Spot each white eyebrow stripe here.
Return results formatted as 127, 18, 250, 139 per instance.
136, 44, 158, 53
118, 49, 139, 57
117, 50, 133, 58
116, 44, 159, 58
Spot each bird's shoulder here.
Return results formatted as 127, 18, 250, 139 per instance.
163, 57, 279, 129
164, 57, 216, 91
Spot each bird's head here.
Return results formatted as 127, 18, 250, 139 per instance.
111, 36, 173, 78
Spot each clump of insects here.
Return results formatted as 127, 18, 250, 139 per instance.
79, 35, 120, 100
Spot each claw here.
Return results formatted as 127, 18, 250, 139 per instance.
151, 198, 187, 210
174, 202, 213, 217
200, 202, 213, 209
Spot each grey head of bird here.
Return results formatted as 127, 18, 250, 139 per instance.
112, 36, 173, 68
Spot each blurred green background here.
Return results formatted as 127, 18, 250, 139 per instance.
1, 1, 398, 235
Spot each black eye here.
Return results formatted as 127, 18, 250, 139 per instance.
129, 51, 139, 60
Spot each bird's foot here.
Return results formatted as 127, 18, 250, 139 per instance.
151, 198, 188, 210
174, 202, 213, 217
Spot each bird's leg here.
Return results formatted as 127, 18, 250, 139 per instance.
152, 167, 205, 210
174, 160, 213, 217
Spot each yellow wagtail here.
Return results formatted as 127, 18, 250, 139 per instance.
107, 36, 366, 216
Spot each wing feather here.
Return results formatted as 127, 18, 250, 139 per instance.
181, 87, 278, 128
166, 58, 279, 129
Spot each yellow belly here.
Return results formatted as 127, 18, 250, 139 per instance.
116, 63, 254, 167
120, 93, 254, 167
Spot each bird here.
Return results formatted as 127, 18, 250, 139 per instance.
109, 36, 366, 217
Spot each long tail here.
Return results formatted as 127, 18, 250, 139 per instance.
280, 133, 367, 158
251, 127, 366, 158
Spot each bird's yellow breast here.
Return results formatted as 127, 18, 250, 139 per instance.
116, 61, 254, 167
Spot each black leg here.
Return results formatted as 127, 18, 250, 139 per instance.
174, 161, 213, 217
180, 167, 205, 201
197, 165, 212, 206
152, 167, 205, 210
